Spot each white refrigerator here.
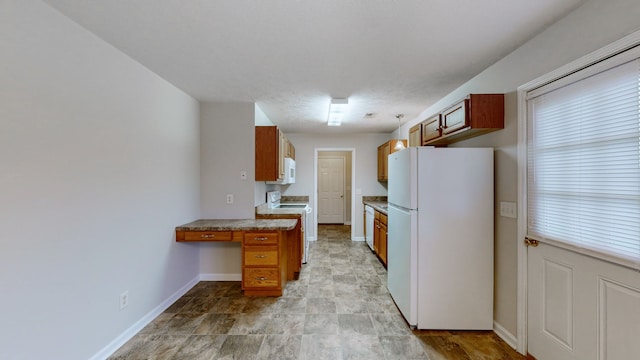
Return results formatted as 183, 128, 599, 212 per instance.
387, 147, 494, 330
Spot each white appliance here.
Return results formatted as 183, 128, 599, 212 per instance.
266, 190, 311, 263
387, 147, 494, 330
266, 157, 295, 184
364, 205, 374, 250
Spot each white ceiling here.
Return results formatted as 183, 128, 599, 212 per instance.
43, 0, 584, 133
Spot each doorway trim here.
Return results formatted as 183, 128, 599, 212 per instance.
317, 155, 347, 225
515, 29, 640, 355
314, 147, 356, 241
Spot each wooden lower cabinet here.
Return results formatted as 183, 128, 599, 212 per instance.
255, 213, 303, 280
373, 211, 380, 254
372, 210, 388, 266
242, 231, 288, 296
379, 213, 388, 266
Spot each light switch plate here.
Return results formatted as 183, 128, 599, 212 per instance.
500, 201, 517, 218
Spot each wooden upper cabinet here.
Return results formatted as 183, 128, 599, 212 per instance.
409, 123, 422, 147
422, 94, 504, 146
377, 139, 407, 181
421, 114, 442, 144
287, 140, 295, 160
255, 126, 295, 181
377, 144, 387, 181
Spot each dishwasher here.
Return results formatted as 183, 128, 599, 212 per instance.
365, 205, 374, 250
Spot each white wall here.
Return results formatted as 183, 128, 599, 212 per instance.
200, 102, 256, 277
395, 0, 640, 341
0, 2, 201, 359
286, 133, 389, 240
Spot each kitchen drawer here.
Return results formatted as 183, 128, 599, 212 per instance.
380, 213, 387, 226
244, 232, 279, 245
244, 246, 279, 266
182, 231, 232, 241
244, 268, 279, 288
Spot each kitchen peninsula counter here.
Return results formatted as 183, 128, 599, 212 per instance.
175, 218, 297, 232
175, 218, 298, 297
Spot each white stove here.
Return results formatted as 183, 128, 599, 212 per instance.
266, 191, 311, 263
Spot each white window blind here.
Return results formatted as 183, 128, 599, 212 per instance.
527, 57, 640, 265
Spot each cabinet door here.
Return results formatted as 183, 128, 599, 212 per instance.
278, 130, 285, 179
409, 124, 422, 147
421, 115, 442, 144
255, 126, 280, 181
382, 145, 390, 180
373, 217, 380, 254
288, 140, 295, 160
380, 221, 387, 266
442, 99, 468, 135
377, 144, 387, 181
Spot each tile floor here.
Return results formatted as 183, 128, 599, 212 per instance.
109, 225, 525, 359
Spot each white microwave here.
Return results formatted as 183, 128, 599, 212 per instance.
286, 157, 296, 184
266, 157, 295, 184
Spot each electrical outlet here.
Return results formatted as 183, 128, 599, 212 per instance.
119, 291, 129, 310
226, 194, 234, 204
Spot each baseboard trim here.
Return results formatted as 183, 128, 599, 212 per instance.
493, 320, 519, 352
89, 275, 200, 360
199, 273, 242, 281
308, 236, 317, 241
352, 236, 365, 242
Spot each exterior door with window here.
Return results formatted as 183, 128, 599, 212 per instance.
525, 50, 640, 360
318, 157, 345, 224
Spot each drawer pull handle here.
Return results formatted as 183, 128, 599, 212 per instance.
254, 237, 268, 241
201, 234, 215, 238
255, 255, 267, 258
255, 277, 268, 281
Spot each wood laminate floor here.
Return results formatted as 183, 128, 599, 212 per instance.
109, 225, 525, 359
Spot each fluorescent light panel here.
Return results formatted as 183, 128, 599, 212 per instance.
328, 98, 348, 126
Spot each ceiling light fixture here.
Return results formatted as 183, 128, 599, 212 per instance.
328, 98, 348, 126
395, 114, 406, 150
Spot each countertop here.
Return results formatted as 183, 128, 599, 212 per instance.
255, 203, 307, 216
175, 218, 297, 232
363, 198, 388, 215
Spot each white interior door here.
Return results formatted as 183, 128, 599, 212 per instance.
317, 157, 344, 224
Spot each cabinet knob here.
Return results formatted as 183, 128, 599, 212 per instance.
255, 277, 268, 281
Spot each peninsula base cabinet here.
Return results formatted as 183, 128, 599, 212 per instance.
255, 213, 303, 280
242, 231, 288, 296
175, 219, 298, 297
